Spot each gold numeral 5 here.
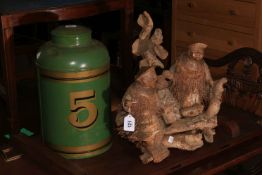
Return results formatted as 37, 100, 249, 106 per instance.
68, 90, 98, 129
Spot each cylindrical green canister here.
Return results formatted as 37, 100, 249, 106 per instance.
36, 25, 111, 159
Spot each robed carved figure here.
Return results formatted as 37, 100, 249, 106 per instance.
170, 43, 213, 110
116, 67, 170, 164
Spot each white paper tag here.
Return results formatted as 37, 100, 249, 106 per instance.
124, 114, 135, 132
168, 136, 174, 143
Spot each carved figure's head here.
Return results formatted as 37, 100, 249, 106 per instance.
188, 43, 207, 61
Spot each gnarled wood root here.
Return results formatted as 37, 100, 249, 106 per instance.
162, 133, 203, 151
163, 77, 227, 149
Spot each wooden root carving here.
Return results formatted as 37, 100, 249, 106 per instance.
116, 11, 228, 164
132, 11, 168, 69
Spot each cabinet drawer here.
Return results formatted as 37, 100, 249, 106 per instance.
176, 20, 254, 54
177, 0, 256, 28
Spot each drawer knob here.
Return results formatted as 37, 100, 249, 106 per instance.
227, 40, 234, 46
229, 9, 237, 16
187, 2, 196, 8
187, 31, 195, 37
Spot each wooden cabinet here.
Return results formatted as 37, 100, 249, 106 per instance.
172, 0, 262, 59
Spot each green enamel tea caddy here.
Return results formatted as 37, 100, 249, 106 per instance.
36, 25, 111, 159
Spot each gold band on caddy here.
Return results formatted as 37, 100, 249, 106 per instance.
48, 137, 112, 158
39, 64, 110, 83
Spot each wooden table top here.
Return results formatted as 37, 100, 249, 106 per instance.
1, 104, 260, 175
0, 0, 103, 14
0, 154, 48, 175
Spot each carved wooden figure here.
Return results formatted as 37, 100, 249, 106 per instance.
170, 43, 214, 116
116, 67, 170, 164
167, 43, 226, 143
116, 11, 227, 164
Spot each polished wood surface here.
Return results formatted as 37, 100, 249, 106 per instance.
172, 0, 262, 59
0, 0, 134, 134
0, 0, 101, 14
0, 104, 261, 175
0, 155, 48, 175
